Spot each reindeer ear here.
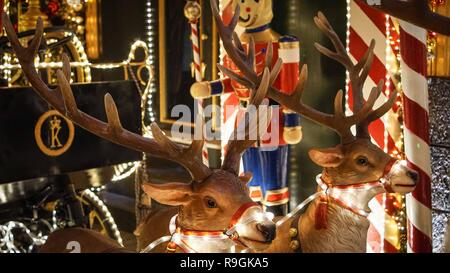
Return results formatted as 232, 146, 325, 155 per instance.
142, 182, 193, 206
309, 146, 344, 168
239, 172, 253, 186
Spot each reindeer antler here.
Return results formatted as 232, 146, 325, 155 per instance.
221, 68, 272, 174
313, 12, 397, 140
1, 13, 212, 182
211, 0, 396, 144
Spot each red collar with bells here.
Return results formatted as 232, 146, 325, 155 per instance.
166, 202, 260, 253
315, 158, 398, 229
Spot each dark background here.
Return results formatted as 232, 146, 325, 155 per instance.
92, 0, 147, 82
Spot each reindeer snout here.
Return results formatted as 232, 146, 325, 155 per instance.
406, 170, 419, 184
256, 223, 276, 242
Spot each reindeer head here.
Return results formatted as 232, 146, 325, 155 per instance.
140, 77, 277, 250
305, 13, 418, 193
1, 11, 277, 251
210, 2, 418, 195
141, 169, 275, 250
309, 138, 417, 194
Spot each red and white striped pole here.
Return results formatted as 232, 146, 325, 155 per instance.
190, 22, 202, 83
399, 20, 432, 253
185, 0, 209, 166
347, 0, 404, 252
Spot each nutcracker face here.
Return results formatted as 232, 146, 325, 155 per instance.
234, 0, 273, 28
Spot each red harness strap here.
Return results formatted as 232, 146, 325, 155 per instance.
382, 158, 398, 193
383, 158, 398, 177
167, 202, 261, 253
315, 158, 399, 230
228, 202, 260, 230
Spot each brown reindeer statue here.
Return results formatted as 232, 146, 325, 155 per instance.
1, 12, 279, 253
211, 1, 419, 252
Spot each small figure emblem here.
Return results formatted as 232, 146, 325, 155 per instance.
34, 110, 75, 156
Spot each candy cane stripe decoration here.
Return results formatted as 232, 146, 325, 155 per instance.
399, 20, 432, 253
185, 0, 209, 166
348, 0, 401, 252
191, 21, 209, 165
191, 22, 202, 83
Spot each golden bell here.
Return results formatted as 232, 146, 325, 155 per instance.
184, 1, 202, 23
289, 228, 298, 238
290, 240, 300, 250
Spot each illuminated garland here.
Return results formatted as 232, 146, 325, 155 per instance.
112, 0, 158, 182
345, 0, 352, 117
112, 161, 140, 182
0, 221, 49, 253
346, 1, 407, 252
384, 16, 408, 252
145, 0, 156, 125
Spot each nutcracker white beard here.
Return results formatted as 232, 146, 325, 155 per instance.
233, 0, 273, 29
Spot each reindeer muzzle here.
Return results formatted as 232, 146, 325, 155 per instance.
380, 158, 415, 193
225, 202, 274, 242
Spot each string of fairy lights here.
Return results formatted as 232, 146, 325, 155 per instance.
384, 14, 408, 252
345, 0, 352, 118
345, 0, 408, 252
111, 0, 158, 181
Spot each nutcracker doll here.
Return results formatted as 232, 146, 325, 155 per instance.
190, 0, 301, 216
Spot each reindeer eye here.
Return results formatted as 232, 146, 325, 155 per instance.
204, 197, 217, 208
356, 156, 369, 166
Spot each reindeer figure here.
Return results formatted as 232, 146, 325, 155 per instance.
211, 1, 419, 252
1, 12, 279, 253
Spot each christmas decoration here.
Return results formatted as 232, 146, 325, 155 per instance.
191, 0, 302, 216
2, 12, 282, 253
347, 0, 406, 253
356, 0, 450, 36
213, 1, 419, 251
0, 0, 447, 255
184, 0, 209, 166
399, 20, 433, 253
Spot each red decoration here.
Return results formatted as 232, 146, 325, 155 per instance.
430, 0, 446, 7
314, 196, 328, 230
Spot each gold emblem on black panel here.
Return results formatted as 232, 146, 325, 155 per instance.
34, 110, 75, 157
